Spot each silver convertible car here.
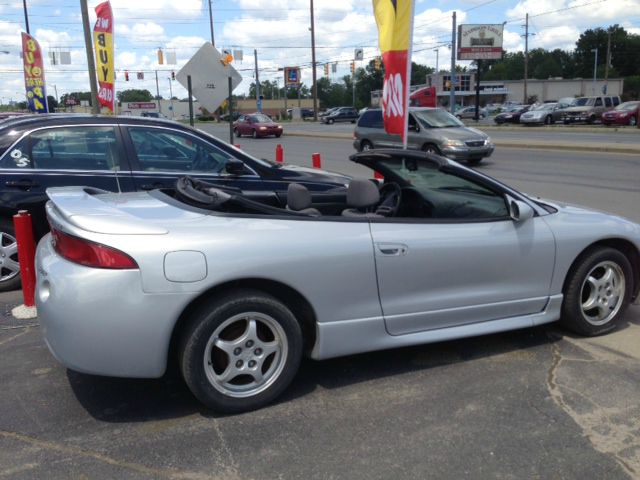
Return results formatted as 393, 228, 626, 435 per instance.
35, 150, 640, 413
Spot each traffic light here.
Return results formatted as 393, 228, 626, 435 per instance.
124, 70, 129, 81
324, 64, 329, 76
171, 71, 175, 80
157, 48, 164, 65
350, 61, 355, 74
374, 57, 382, 71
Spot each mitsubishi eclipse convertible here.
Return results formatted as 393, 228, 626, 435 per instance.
36, 150, 640, 413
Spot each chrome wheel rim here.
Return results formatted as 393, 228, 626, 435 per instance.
580, 261, 625, 326
0, 231, 20, 283
204, 312, 287, 398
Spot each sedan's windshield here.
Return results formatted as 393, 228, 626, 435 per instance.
413, 109, 464, 128
531, 103, 556, 111
250, 114, 273, 123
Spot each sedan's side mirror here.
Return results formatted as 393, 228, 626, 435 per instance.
508, 197, 534, 222
225, 159, 245, 175
408, 124, 419, 132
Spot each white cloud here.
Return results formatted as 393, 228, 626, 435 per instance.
116, 22, 165, 43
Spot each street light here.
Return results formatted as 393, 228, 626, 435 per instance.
433, 48, 439, 91
591, 48, 598, 95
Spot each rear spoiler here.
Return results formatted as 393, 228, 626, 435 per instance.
46, 186, 168, 235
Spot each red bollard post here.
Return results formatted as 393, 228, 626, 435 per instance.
275, 144, 284, 163
312, 152, 321, 169
13, 210, 36, 307
374, 171, 384, 180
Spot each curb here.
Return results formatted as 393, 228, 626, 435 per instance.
282, 130, 640, 155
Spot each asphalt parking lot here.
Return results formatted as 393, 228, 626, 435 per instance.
1, 135, 639, 479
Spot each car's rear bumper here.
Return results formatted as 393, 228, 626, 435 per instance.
35, 235, 193, 378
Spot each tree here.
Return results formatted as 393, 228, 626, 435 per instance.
47, 95, 59, 112
60, 91, 92, 106
410, 62, 433, 86
116, 89, 153, 103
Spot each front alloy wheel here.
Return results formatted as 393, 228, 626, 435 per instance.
180, 289, 302, 413
561, 247, 632, 336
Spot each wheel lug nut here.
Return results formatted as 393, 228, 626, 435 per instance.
235, 360, 243, 368
248, 360, 256, 368
254, 348, 262, 355
246, 340, 254, 348
233, 347, 242, 355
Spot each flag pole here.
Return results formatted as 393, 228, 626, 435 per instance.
402, 0, 415, 150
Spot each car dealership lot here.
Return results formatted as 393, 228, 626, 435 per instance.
1, 141, 639, 479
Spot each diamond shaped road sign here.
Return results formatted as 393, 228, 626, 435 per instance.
176, 42, 242, 113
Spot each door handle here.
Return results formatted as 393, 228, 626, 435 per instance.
376, 243, 408, 256
5, 179, 39, 190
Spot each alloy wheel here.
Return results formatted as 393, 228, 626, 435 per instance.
580, 260, 625, 326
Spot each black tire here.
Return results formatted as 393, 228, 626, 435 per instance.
544, 115, 552, 125
0, 218, 21, 292
252, 129, 258, 139
422, 143, 440, 155
233, 128, 241, 138
275, 133, 282, 138
360, 140, 373, 152
179, 289, 303, 413
467, 158, 482, 166
630, 116, 637, 127
327, 118, 334, 125
587, 115, 596, 125
560, 247, 633, 336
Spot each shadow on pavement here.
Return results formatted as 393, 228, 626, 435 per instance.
67, 324, 561, 422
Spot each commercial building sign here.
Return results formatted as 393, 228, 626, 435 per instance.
284, 67, 300, 87
457, 24, 504, 60
21, 32, 48, 113
127, 102, 156, 109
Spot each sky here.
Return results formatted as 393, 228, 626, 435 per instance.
0, 0, 639, 106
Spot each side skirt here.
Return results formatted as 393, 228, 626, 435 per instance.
310, 295, 562, 360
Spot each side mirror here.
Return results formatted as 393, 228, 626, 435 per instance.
408, 124, 418, 132
225, 159, 245, 175
508, 197, 534, 222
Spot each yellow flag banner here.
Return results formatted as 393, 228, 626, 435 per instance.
373, 0, 414, 142
93, 1, 114, 113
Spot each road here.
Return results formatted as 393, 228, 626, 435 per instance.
1, 137, 639, 479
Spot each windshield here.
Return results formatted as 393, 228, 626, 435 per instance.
413, 109, 464, 128
250, 114, 273, 123
616, 102, 639, 111
574, 97, 595, 107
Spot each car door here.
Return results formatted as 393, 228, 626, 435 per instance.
0, 124, 134, 238
369, 164, 556, 335
123, 125, 278, 204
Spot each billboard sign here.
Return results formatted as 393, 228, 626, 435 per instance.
457, 24, 504, 60
284, 67, 300, 87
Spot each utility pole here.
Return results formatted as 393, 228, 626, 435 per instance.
22, 0, 30, 33
523, 13, 529, 105
167, 77, 174, 119
155, 70, 162, 114
604, 29, 611, 94
434, 48, 439, 90
310, 0, 318, 121
591, 48, 598, 95
254, 49, 262, 112
449, 11, 456, 114
208, 0, 215, 46
80, 0, 100, 114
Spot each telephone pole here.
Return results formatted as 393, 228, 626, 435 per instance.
522, 13, 529, 105
80, 0, 99, 114
449, 11, 456, 113
208, 0, 215, 46
254, 49, 262, 112
310, 0, 318, 121
604, 29, 612, 94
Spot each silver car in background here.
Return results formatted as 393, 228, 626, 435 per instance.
353, 108, 494, 165
36, 150, 640, 413
520, 103, 563, 125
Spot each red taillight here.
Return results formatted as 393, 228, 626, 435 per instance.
50, 227, 138, 269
